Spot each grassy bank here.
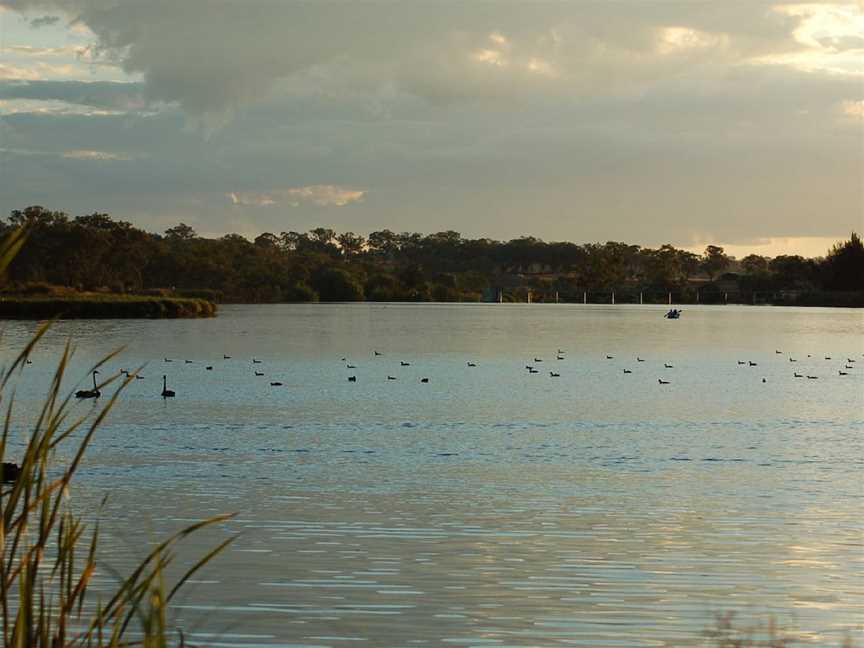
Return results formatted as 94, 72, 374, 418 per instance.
0, 293, 216, 319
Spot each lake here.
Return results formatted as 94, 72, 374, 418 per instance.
4, 304, 863, 646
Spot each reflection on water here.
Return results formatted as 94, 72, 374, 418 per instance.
3, 304, 863, 646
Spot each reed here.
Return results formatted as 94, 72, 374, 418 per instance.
703, 612, 857, 647
0, 227, 234, 646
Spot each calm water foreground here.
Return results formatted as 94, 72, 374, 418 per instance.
4, 304, 864, 647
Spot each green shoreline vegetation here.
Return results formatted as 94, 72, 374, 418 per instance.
2, 206, 862, 309
0, 292, 217, 319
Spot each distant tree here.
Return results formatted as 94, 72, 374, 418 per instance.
5, 203, 852, 305
312, 267, 364, 301
165, 223, 197, 241
366, 230, 399, 259
254, 232, 279, 249
9, 205, 69, 228
741, 254, 769, 276
822, 232, 864, 291
769, 255, 816, 286
700, 245, 730, 281
337, 232, 365, 258
642, 244, 697, 287
280, 231, 308, 252
365, 274, 401, 301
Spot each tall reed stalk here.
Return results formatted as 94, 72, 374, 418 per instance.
0, 227, 234, 646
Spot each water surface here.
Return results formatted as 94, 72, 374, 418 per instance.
4, 304, 863, 646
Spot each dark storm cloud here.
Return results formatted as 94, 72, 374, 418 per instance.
0, 0, 861, 250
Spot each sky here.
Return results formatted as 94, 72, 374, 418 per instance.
0, 1, 861, 258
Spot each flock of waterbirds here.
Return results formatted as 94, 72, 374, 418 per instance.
56, 347, 862, 400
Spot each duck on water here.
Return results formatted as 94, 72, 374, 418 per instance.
161, 375, 175, 398
75, 371, 100, 399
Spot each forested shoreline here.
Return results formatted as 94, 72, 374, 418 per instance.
2, 206, 862, 307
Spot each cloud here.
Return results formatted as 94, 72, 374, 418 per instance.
29, 14, 59, 28
0, 63, 41, 80
228, 186, 366, 208
2, 0, 856, 119
840, 98, 864, 118
0, 145, 133, 160
62, 149, 132, 161
5, 44, 75, 57
0, 1, 860, 250
753, 3, 864, 76
0, 80, 148, 110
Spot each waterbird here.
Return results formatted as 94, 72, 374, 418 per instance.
839, 371, 848, 376
346, 364, 357, 369
534, 358, 543, 362
400, 361, 411, 366
623, 369, 632, 374
387, 375, 396, 380
806, 375, 818, 380
184, 359, 193, 364
789, 357, 797, 362
556, 355, 564, 360
164, 358, 172, 363
1, 462, 20, 483
525, 365, 534, 371
658, 378, 670, 385
348, 376, 356, 382
205, 366, 213, 371
550, 372, 560, 377
223, 354, 231, 359
270, 381, 283, 386
794, 373, 803, 378
845, 364, 853, 369
557, 349, 564, 354
606, 355, 614, 360
749, 361, 758, 367
467, 362, 477, 367
848, 358, 856, 363
252, 358, 262, 364
420, 378, 429, 383
254, 371, 264, 376
374, 351, 382, 356
528, 369, 539, 374
664, 363, 674, 369
824, 356, 831, 360
775, 350, 783, 354
637, 357, 645, 362
135, 375, 145, 380
737, 361, 746, 365
161, 375, 175, 398
762, 378, 767, 383
75, 371, 101, 399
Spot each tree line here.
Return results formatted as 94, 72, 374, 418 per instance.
1, 206, 862, 304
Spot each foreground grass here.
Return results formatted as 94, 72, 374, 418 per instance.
0, 293, 216, 319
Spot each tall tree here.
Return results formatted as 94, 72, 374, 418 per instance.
701, 245, 730, 281
822, 232, 864, 290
